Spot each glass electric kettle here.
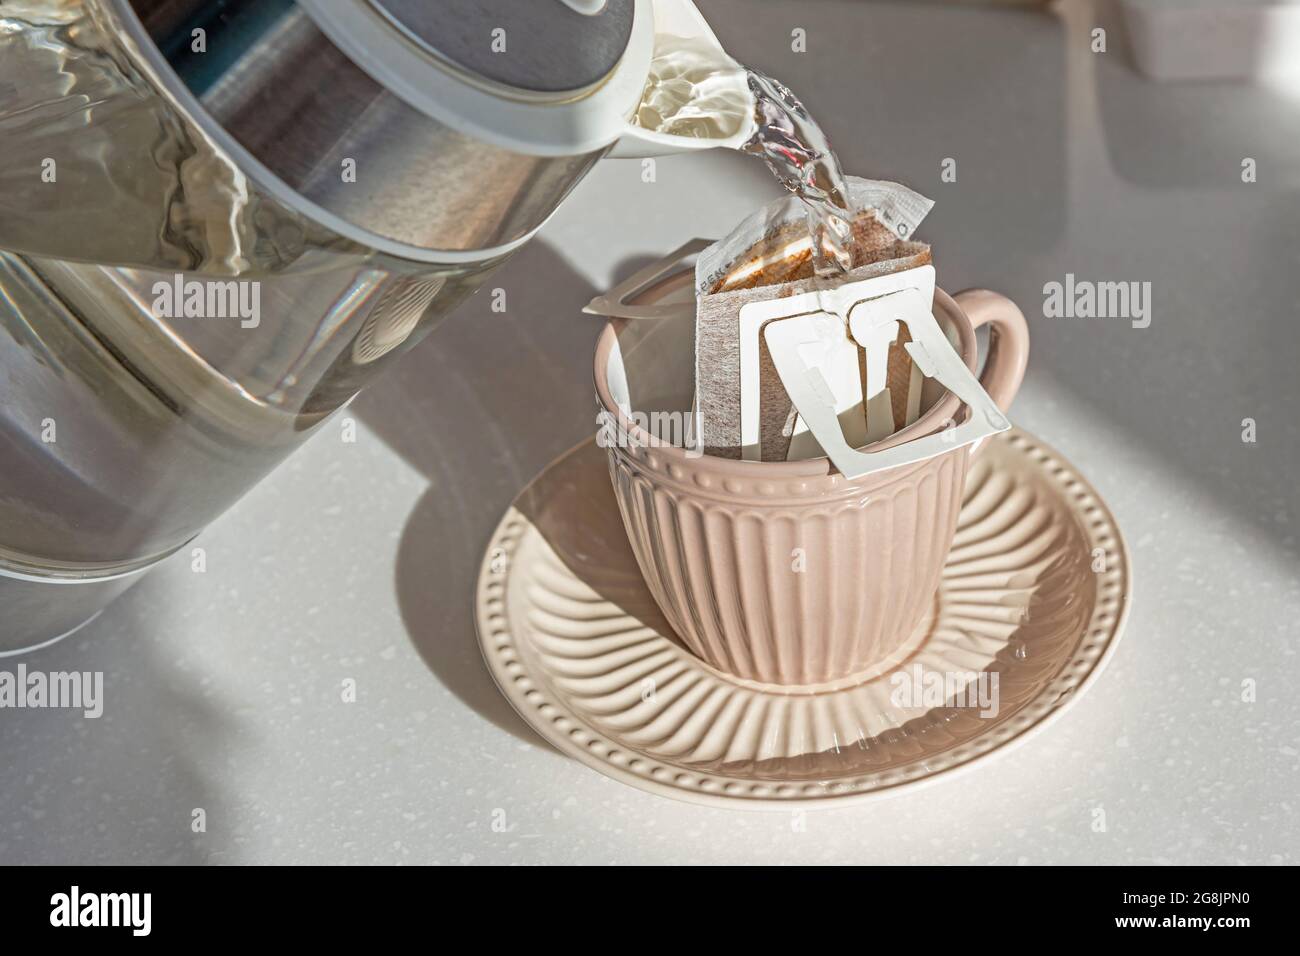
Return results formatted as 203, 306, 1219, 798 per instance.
0, 0, 753, 652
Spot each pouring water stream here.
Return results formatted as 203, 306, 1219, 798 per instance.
633, 35, 855, 277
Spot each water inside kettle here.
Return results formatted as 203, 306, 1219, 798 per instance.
0, 1, 493, 570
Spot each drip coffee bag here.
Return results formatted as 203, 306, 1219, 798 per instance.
694, 178, 935, 460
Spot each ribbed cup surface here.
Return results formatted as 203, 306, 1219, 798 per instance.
606, 442, 969, 685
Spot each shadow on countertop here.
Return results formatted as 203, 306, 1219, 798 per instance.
353, 239, 661, 743
0, 566, 235, 864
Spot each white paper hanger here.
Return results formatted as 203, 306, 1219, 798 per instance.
755, 265, 1011, 478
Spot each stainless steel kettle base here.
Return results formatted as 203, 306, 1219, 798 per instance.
0, 549, 176, 657
0, 611, 104, 660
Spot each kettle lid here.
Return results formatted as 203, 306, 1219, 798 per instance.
368, 0, 636, 95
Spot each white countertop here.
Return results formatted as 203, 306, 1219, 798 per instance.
3, 0, 1297, 865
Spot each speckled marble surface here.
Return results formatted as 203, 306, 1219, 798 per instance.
2, 0, 1297, 864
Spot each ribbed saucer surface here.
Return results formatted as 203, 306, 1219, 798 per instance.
475, 430, 1130, 808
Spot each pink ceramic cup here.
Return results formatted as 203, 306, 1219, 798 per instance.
594, 279, 1029, 687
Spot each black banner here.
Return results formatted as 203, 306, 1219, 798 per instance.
0, 865, 1285, 940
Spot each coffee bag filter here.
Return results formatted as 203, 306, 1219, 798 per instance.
694, 178, 935, 460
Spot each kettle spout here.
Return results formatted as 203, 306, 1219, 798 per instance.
609, 0, 756, 158
646, 0, 725, 46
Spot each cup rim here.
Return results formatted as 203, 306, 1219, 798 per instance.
592, 271, 979, 479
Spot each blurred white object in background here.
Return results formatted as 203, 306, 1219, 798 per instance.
1121, 0, 1300, 81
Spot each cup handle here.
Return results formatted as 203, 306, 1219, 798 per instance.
954, 289, 1029, 414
